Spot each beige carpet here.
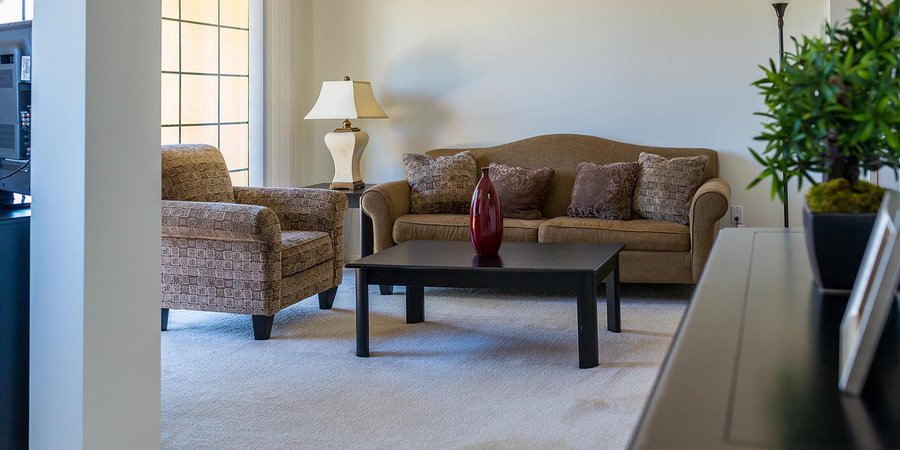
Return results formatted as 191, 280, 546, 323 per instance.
162, 270, 689, 450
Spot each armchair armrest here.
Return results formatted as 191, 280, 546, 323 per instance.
233, 186, 348, 284
233, 186, 348, 233
688, 177, 732, 282
361, 180, 411, 252
161, 200, 281, 244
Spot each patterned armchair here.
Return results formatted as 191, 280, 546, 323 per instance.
160, 144, 348, 340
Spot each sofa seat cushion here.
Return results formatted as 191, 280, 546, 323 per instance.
538, 217, 690, 252
393, 214, 542, 243
280, 231, 333, 277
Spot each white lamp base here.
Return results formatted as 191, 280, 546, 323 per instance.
323, 130, 368, 190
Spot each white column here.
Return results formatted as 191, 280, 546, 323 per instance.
31, 0, 161, 448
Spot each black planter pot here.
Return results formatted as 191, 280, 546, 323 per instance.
803, 205, 877, 292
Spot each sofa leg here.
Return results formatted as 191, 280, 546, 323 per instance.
161, 308, 169, 331
318, 286, 338, 310
379, 285, 394, 295
252, 315, 274, 340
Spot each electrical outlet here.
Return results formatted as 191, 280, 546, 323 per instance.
731, 205, 744, 226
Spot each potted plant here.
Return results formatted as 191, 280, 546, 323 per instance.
749, 0, 899, 291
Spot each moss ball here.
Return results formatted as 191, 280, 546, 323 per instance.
805, 178, 886, 213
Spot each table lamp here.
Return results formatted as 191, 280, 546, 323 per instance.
304, 76, 388, 190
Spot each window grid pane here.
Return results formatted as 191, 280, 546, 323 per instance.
161, 0, 250, 186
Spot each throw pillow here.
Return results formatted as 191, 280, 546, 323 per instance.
567, 161, 641, 220
633, 152, 709, 225
403, 151, 478, 214
489, 163, 555, 220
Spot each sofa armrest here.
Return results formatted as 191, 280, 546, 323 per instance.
361, 180, 411, 252
161, 200, 281, 244
689, 178, 732, 282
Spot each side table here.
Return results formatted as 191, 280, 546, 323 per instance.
304, 183, 375, 257
304, 183, 394, 295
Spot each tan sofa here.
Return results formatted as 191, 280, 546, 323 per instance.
361, 134, 731, 284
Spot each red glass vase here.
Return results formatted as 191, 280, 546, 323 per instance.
470, 167, 503, 256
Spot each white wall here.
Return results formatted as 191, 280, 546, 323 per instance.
281, 0, 831, 250
31, 0, 161, 448
827, 0, 858, 22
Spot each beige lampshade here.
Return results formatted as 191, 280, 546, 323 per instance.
305, 78, 389, 120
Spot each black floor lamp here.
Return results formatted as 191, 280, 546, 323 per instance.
770, 1, 791, 228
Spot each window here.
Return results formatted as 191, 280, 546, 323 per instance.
0, 0, 34, 24
161, 0, 250, 186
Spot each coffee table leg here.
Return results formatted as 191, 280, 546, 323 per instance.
356, 268, 369, 357
406, 285, 425, 324
605, 261, 621, 333
576, 274, 600, 369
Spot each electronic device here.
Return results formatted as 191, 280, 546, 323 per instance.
0, 20, 31, 200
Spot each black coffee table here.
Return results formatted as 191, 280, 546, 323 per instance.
345, 240, 623, 368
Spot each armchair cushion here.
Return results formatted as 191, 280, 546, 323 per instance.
281, 231, 333, 276
162, 144, 235, 203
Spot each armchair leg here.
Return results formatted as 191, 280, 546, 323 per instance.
161, 308, 169, 331
379, 285, 394, 295
251, 315, 274, 340
318, 286, 339, 310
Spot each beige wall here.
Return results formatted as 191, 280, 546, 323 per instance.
271, 0, 830, 256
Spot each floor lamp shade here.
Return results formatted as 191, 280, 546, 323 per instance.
305, 77, 388, 189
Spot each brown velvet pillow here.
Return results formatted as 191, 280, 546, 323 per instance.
633, 152, 709, 225
489, 163, 555, 220
567, 161, 641, 220
403, 151, 478, 214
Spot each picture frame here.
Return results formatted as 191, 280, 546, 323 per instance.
839, 190, 900, 395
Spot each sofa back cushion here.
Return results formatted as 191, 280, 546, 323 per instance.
489, 163, 555, 220
426, 134, 718, 218
161, 144, 235, 203
403, 151, 477, 214
633, 152, 709, 225
568, 161, 641, 220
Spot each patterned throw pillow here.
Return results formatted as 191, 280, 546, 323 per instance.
403, 151, 478, 214
567, 162, 641, 220
489, 163, 555, 220
633, 152, 709, 225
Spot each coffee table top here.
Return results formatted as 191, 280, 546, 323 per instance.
346, 241, 623, 274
